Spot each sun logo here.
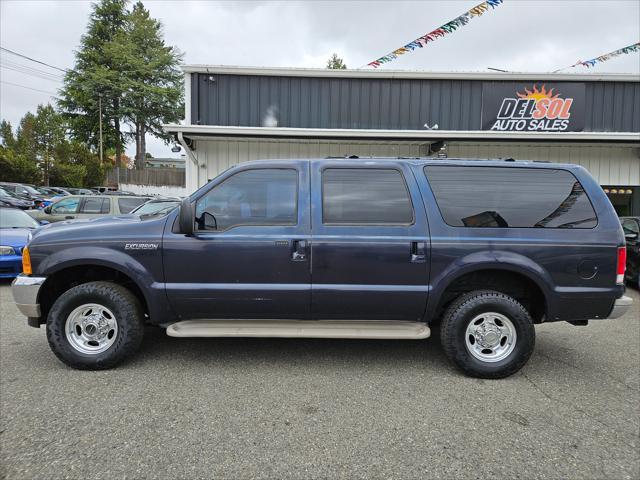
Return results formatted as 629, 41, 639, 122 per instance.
516, 84, 559, 101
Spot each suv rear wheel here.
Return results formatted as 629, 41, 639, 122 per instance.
440, 290, 535, 379
46, 281, 144, 370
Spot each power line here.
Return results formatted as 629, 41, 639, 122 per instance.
0, 46, 68, 73
0, 80, 59, 96
1, 59, 65, 78
1, 63, 64, 83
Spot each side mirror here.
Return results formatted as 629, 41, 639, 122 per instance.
39, 220, 50, 225
44, 206, 52, 214
178, 197, 194, 236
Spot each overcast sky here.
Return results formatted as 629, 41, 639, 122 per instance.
1, 0, 639, 158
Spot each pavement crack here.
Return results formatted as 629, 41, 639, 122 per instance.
536, 350, 637, 393
520, 371, 639, 451
520, 370, 554, 402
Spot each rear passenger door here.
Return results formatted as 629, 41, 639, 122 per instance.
310, 160, 430, 321
76, 197, 110, 219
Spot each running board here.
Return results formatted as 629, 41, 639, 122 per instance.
166, 320, 430, 340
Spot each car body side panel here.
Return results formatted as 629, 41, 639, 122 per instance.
29, 216, 175, 325
413, 161, 625, 323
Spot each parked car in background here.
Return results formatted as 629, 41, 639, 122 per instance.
40, 187, 71, 196
66, 188, 98, 195
26, 195, 150, 223
0, 182, 45, 207
621, 216, 639, 288
0, 206, 46, 278
130, 198, 181, 217
36, 187, 68, 209
0, 187, 34, 209
92, 186, 118, 193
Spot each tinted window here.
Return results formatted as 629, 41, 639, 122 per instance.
80, 197, 109, 214
118, 197, 148, 214
322, 168, 413, 224
425, 166, 597, 228
622, 219, 639, 235
51, 197, 80, 214
195, 169, 297, 231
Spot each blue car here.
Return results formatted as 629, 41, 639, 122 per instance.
0, 206, 46, 278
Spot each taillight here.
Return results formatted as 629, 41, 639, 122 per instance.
616, 246, 626, 284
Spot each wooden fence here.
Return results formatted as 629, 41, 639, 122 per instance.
106, 168, 185, 187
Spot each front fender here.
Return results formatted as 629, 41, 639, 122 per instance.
35, 245, 171, 324
425, 249, 554, 321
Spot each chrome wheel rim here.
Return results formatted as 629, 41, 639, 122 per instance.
465, 312, 517, 363
65, 303, 118, 355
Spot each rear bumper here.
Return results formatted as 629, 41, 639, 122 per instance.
11, 275, 46, 319
607, 295, 633, 319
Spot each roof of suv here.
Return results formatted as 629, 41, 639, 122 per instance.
233, 157, 585, 171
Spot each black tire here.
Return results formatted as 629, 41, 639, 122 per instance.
440, 290, 535, 379
46, 281, 144, 370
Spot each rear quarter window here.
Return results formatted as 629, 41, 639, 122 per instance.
424, 166, 597, 229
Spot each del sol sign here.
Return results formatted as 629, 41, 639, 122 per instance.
482, 82, 585, 132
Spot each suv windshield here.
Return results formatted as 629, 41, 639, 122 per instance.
22, 185, 42, 195
132, 200, 180, 217
0, 208, 40, 228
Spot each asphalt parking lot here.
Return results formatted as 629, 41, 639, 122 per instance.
1, 282, 638, 479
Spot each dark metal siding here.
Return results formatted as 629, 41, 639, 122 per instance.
191, 73, 639, 132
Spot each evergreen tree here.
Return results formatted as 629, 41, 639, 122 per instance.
0, 105, 103, 187
0, 121, 15, 148
326, 53, 347, 69
33, 105, 66, 185
59, 0, 129, 167
113, 1, 183, 168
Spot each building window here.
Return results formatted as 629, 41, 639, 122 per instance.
322, 168, 414, 225
425, 166, 597, 228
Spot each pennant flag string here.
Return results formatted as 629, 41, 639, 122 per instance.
553, 42, 640, 72
366, 0, 504, 68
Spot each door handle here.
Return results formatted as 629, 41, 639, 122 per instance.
291, 240, 308, 261
65, 216, 75, 219
411, 241, 426, 263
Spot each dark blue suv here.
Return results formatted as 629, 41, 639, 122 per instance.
11, 158, 632, 378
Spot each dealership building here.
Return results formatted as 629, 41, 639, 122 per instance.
165, 66, 640, 215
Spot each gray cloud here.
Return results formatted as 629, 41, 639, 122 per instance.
1, 0, 639, 157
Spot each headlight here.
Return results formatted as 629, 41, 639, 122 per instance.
0, 246, 16, 256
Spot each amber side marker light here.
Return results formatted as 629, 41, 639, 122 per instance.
22, 246, 32, 275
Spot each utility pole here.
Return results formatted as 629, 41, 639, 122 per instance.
98, 94, 103, 165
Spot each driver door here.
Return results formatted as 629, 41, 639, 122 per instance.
162, 161, 311, 320
46, 196, 81, 222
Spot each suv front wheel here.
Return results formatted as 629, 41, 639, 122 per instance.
440, 290, 535, 379
46, 281, 145, 370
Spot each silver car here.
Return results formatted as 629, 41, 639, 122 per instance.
27, 195, 150, 223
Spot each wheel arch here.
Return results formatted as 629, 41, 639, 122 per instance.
38, 262, 152, 326
426, 254, 553, 324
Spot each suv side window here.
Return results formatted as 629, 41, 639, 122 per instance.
80, 197, 109, 214
424, 166, 597, 229
51, 197, 80, 214
195, 168, 298, 231
322, 168, 413, 225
